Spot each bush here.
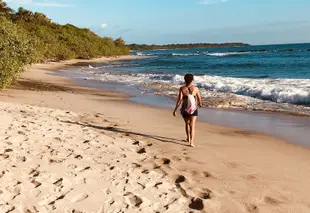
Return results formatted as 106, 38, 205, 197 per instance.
0, 17, 36, 88
0, 1, 131, 89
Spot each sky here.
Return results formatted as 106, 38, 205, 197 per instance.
5, 0, 310, 45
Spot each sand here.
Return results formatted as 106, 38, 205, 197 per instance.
1, 56, 310, 213
0, 101, 188, 213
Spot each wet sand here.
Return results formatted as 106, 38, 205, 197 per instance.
73, 78, 310, 148
1, 58, 310, 213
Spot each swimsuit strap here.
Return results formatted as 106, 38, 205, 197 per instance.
186, 85, 194, 95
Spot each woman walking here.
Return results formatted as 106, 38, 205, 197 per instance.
173, 74, 202, 147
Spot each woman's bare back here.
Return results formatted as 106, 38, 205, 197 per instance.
180, 85, 198, 96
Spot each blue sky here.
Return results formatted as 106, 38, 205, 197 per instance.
5, 0, 310, 45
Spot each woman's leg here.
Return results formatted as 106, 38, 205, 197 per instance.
189, 116, 197, 147
183, 117, 191, 143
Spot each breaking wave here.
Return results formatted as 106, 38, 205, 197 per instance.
79, 71, 310, 105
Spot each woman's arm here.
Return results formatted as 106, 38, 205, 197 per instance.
197, 87, 203, 107
173, 87, 183, 116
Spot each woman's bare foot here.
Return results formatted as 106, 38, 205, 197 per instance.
190, 143, 196, 147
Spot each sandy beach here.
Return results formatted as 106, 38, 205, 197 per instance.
1, 56, 310, 213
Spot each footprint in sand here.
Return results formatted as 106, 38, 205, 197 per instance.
226, 161, 239, 168
83, 140, 90, 144
0, 154, 9, 159
0, 204, 15, 213
71, 193, 89, 203
136, 148, 146, 154
245, 203, 259, 213
264, 196, 282, 205
4, 148, 13, 153
74, 155, 83, 160
198, 188, 212, 200
71, 209, 85, 213
153, 164, 161, 169
159, 158, 171, 165
154, 182, 163, 189
201, 171, 213, 178
132, 141, 140, 146
16, 156, 27, 162
21, 206, 39, 213
17, 131, 26, 135
67, 164, 77, 169
141, 169, 149, 174
136, 182, 145, 190
31, 179, 42, 188
190, 170, 202, 177
124, 192, 143, 208
53, 178, 63, 187
246, 174, 258, 180
119, 154, 127, 159
76, 166, 91, 172
54, 137, 62, 142
122, 171, 130, 177
175, 175, 186, 184
39, 193, 66, 206
131, 163, 141, 168
189, 198, 204, 211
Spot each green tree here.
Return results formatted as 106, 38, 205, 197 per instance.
0, 17, 36, 88
0, 0, 13, 17
0, 0, 131, 89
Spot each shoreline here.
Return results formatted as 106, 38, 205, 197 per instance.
79, 58, 310, 118
1, 56, 310, 212
69, 76, 310, 148
7, 55, 310, 148
5, 55, 310, 149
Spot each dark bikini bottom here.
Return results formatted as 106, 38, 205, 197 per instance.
181, 109, 198, 118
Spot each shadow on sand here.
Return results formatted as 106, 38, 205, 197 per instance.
61, 120, 189, 147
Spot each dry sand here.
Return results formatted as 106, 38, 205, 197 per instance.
1, 56, 310, 213
0, 101, 188, 213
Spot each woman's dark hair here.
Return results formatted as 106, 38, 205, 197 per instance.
184, 73, 194, 85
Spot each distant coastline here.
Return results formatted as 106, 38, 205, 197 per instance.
128, 42, 249, 50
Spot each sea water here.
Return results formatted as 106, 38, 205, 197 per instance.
72, 43, 310, 116
62, 44, 310, 147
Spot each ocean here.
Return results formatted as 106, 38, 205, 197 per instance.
69, 43, 310, 116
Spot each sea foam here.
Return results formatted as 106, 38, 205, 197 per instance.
78, 68, 310, 105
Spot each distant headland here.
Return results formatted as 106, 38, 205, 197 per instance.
127, 43, 250, 51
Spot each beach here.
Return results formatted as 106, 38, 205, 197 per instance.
1, 56, 310, 213
89, 44, 310, 117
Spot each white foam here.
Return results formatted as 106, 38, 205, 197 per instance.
171, 52, 248, 57
136, 52, 153, 56
171, 53, 200, 56
75, 68, 310, 105
204, 52, 249, 57
134, 51, 250, 57
191, 75, 310, 105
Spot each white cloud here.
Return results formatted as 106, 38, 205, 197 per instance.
6, 0, 73, 7
200, 0, 229, 5
100, 23, 108, 29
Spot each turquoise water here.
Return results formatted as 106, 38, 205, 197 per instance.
71, 43, 310, 108
63, 44, 310, 146
133, 43, 310, 79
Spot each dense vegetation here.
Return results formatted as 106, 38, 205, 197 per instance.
128, 42, 249, 50
0, 0, 129, 89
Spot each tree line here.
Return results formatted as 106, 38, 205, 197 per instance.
0, 0, 129, 89
128, 42, 249, 51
